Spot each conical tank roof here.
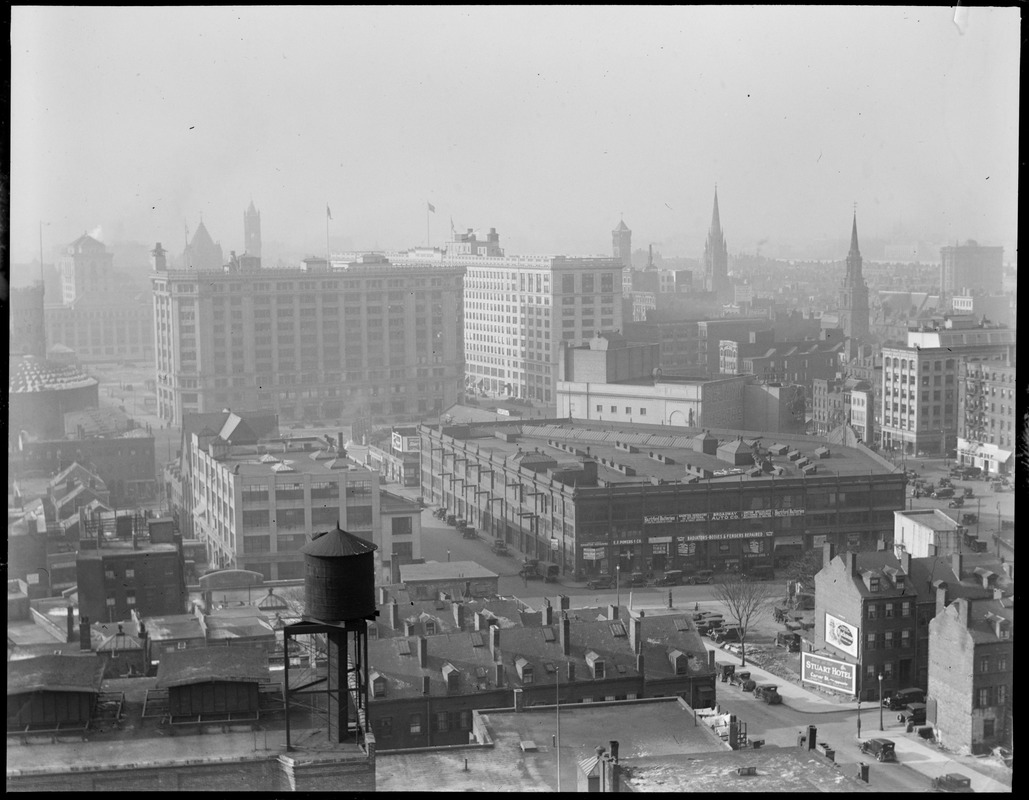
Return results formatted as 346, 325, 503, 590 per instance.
301, 525, 378, 557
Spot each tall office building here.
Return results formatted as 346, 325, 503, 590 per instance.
940, 240, 1003, 302
59, 234, 114, 304
244, 201, 262, 259
612, 219, 632, 268
703, 188, 729, 298
152, 254, 465, 425
838, 213, 870, 341
391, 229, 624, 405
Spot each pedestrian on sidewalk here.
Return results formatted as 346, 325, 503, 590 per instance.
695, 602, 700, 612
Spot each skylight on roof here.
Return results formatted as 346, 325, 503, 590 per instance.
471, 632, 485, 647
610, 622, 626, 637
542, 627, 556, 642
673, 617, 690, 631
397, 640, 411, 655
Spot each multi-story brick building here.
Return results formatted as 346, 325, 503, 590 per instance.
366, 602, 716, 750
928, 593, 1013, 754
812, 377, 873, 437
879, 323, 1015, 456
940, 240, 1004, 303
957, 358, 1017, 475
188, 421, 383, 581
77, 538, 187, 625
387, 228, 624, 405
814, 546, 1012, 700
422, 419, 905, 579
152, 250, 464, 425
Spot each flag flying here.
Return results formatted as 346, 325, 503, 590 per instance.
427, 202, 436, 213
326, 205, 332, 220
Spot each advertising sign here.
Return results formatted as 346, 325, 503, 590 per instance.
801, 652, 856, 695
582, 547, 605, 561
643, 508, 805, 525
825, 612, 860, 658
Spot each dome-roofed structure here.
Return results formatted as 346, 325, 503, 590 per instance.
8, 355, 99, 441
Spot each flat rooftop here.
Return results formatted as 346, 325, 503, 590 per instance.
896, 509, 963, 531
377, 698, 722, 792
429, 420, 898, 486
399, 561, 499, 582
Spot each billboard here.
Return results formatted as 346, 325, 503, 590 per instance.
801, 652, 857, 695
825, 612, 859, 658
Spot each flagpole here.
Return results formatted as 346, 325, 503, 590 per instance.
427, 204, 430, 247
326, 203, 330, 268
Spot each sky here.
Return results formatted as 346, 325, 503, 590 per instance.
9, 5, 1021, 266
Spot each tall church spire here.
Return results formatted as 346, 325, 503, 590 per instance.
704, 186, 729, 298
849, 211, 860, 256
710, 185, 722, 236
840, 209, 868, 342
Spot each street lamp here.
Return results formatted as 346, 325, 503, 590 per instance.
856, 697, 862, 740
878, 673, 884, 731
616, 564, 621, 610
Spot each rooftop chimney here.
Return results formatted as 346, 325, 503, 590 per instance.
543, 598, 553, 626
935, 586, 949, 616
66, 606, 75, 643
708, 650, 716, 668
389, 600, 400, 630
607, 604, 619, 621
559, 595, 570, 611
379, 586, 389, 605
636, 653, 645, 684
900, 550, 911, 575
404, 618, 416, 636
951, 552, 964, 579
609, 740, 619, 764
823, 541, 836, 569
421, 675, 431, 695
453, 602, 465, 629
489, 626, 501, 662
845, 551, 858, 577
629, 612, 643, 655
474, 611, 487, 631
418, 636, 428, 668
79, 616, 91, 651
560, 612, 571, 656
567, 661, 576, 682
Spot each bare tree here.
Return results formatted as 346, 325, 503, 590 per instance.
711, 573, 777, 667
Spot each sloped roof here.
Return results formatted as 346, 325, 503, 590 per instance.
8, 654, 105, 695
50, 461, 106, 492
155, 645, 270, 688
9, 356, 97, 393
218, 412, 259, 445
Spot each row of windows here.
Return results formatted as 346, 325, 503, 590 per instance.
596, 405, 648, 416
866, 600, 912, 619
865, 629, 913, 650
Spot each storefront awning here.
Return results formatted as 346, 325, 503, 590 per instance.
774, 535, 804, 548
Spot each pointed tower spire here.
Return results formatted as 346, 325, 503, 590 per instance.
710, 185, 722, 236
849, 208, 860, 256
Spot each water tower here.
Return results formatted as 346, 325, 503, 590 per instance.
283, 524, 378, 749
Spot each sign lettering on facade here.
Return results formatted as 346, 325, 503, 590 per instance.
680, 531, 774, 543
582, 546, 605, 561
648, 536, 673, 544
801, 652, 856, 695
613, 538, 642, 546
643, 507, 805, 525
824, 612, 860, 658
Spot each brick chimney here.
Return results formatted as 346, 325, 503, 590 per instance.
845, 551, 858, 576
951, 552, 964, 579
389, 600, 400, 630
559, 594, 570, 611
79, 616, 91, 651
66, 606, 75, 643
823, 541, 836, 569
474, 611, 487, 631
607, 604, 619, 621
636, 653, 645, 687
900, 549, 911, 575
421, 675, 431, 695
542, 598, 553, 626
379, 586, 389, 605
453, 602, 465, 629
567, 661, 575, 682
708, 650, 716, 668
404, 618, 416, 636
418, 636, 428, 668
959, 597, 972, 628
514, 688, 525, 712
935, 586, 949, 616
560, 612, 571, 656
494, 662, 505, 687
489, 626, 501, 662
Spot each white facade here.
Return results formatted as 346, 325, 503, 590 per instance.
893, 509, 964, 558
849, 387, 873, 444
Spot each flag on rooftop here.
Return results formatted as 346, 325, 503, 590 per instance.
326, 204, 332, 220
427, 202, 436, 213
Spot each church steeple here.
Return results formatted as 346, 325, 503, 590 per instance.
710, 186, 722, 238
703, 186, 729, 298
849, 211, 860, 255
839, 208, 868, 342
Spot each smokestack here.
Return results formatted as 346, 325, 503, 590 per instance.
542, 598, 553, 626
823, 541, 835, 569
495, 663, 505, 687
389, 600, 400, 630
453, 602, 466, 629
560, 612, 571, 656
607, 604, 619, 621
66, 606, 75, 643
79, 616, 91, 651
489, 626, 501, 662
417, 636, 428, 668
951, 552, 964, 579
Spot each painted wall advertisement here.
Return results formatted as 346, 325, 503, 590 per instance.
801, 652, 856, 695
824, 612, 859, 658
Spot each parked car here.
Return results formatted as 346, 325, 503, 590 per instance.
541, 562, 561, 583
688, 569, 714, 585
716, 662, 736, 682
490, 539, 510, 555
931, 773, 974, 793
859, 737, 897, 763
938, 477, 953, 487
656, 570, 683, 586
445, 514, 457, 526
931, 487, 955, 499
729, 669, 752, 688
712, 626, 743, 644
883, 687, 925, 710
696, 618, 725, 635
948, 497, 965, 508
754, 684, 782, 705
459, 525, 477, 539
961, 513, 979, 525
962, 487, 975, 498
586, 574, 615, 590
628, 571, 648, 587
898, 702, 927, 729
775, 631, 801, 652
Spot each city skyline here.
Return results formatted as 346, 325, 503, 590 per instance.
10, 6, 1019, 265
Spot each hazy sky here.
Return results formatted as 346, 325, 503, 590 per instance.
10, 5, 1020, 265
